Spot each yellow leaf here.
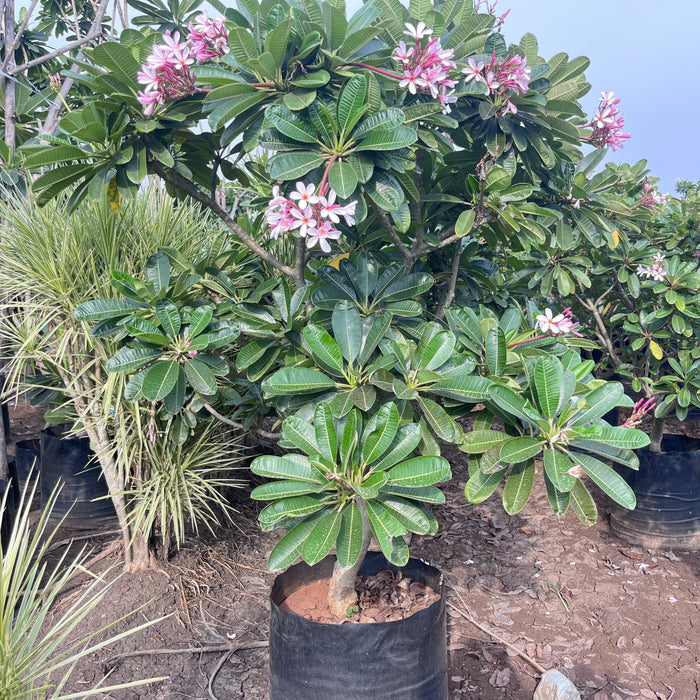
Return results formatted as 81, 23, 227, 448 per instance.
329, 253, 349, 269
611, 229, 620, 248
649, 339, 663, 360
108, 178, 121, 212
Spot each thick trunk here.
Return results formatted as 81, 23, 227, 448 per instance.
649, 416, 665, 453
328, 499, 372, 617
3, 0, 16, 154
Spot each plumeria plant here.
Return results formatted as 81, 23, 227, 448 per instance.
13, 0, 664, 599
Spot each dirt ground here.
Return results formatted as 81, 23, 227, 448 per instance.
8, 402, 700, 700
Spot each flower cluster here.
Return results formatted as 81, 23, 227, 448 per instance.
393, 22, 457, 111
639, 183, 666, 211
622, 397, 656, 429
535, 307, 583, 337
137, 14, 228, 116
265, 182, 357, 253
636, 253, 666, 281
188, 14, 229, 62
473, 0, 511, 29
462, 52, 531, 115
584, 91, 630, 151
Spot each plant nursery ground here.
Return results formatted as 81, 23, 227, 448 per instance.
10, 402, 700, 700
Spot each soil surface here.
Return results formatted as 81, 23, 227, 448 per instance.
8, 400, 700, 700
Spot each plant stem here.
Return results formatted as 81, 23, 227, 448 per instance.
149, 161, 296, 283
327, 498, 371, 617
435, 241, 461, 320
339, 62, 402, 81
649, 415, 665, 452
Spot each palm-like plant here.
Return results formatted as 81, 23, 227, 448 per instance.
0, 187, 241, 570
0, 480, 162, 697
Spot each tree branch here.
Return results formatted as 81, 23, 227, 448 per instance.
150, 162, 295, 282
202, 403, 280, 441
0, 0, 40, 73
435, 241, 461, 320
370, 200, 412, 268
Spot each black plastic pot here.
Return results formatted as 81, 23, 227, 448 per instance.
0, 478, 15, 548
14, 438, 40, 495
269, 551, 447, 700
610, 434, 700, 550
40, 428, 116, 527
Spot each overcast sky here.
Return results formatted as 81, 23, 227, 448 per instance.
347, 0, 698, 195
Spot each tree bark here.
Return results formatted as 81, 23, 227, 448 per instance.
327, 499, 372, 617
3, 0, 17, 155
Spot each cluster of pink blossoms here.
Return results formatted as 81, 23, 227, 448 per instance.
137, 14, 228, 116
636, 253, 667, 282
535, 307, 583, 337
584, 91, 630, 151
265, 182, 357, 253
639, 183, 666, 211
393, 22, 458, 111
622, 397, 656, 429
462, 52, 531, 115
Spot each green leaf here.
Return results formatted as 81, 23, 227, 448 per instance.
589, 427, 650, 450
352, 108, 404, 139
432, 375, 493, 402
570, 382, 625, 426
455, 209, 476, 237
419, 331, 456, 371
303, 509, 343, 565
266, 104, 318, 143
465, 467, 508, 503
388, 456, 451, 487
268, 514, 324, 570
163, 366, 186, 414
356, 126, 417, 151
332, 301, 362, 363
534, 358, 560, 419
500, 437, 542, 463
544, 471, 570, 516
364, 171, 404, 212
314, 403, 337, 463
262, 368, 336, 394
337, 75, 367, 135
328, 160, 358, 198
106, 347, 161, 373
251, 480, 325, 500
370, 424, 421, 472
461, 430, 508, 454
282, 415, 320, 456
336, 503, 364, 568
303, 324, 345, 375
569, 478, 598, 526
291, 69, 331, 88
184, 358, 217, 395
380, 484, 445, 504
487, 385, 540, 423
363, 403, 399, 465
380, 495, 433, 535
382, 272, 433, 302
417, 397, 460, 443
259, 495, 327, 526
251, 455, 321, 483
269, 152, 325, 180
354, 472, 389, 499
502, 461, 536, 514
543, 448, 577, 493
366, 500, 409, 566
155, 300, 181, 337
351, 384, 376, 411
74, 298, 141, 321
570, 452, 636, 509
485, 327, 507, 376
142, 361, 180, 401
187, 306, 214, 338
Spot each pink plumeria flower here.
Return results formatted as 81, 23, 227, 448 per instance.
393, 41, 414, 64
319, 190, 342, 223
336, 200, 357, 226
307, 220, 341, 253
290, 207, 317, 236
404, 21, 432, 40
290, 182, 319, 207
399, 67, 426, 94
462, 58, 485, 83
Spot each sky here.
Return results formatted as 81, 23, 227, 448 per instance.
346, 0, 699, 195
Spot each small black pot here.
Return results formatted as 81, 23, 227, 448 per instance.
269, 551, 448, 700
40, 428, 116, 527
610, 434, 700, 550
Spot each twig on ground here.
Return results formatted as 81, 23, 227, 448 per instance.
107, 640, 268, 667
446, 583, 547, 675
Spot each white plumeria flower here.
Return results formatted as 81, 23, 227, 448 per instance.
535, 308, 565, 334
290, 182, 319, 206
403, 21, 432, 40
290, 207, 317, 236
306, 220, 340, 253
393, 41, 414, 64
